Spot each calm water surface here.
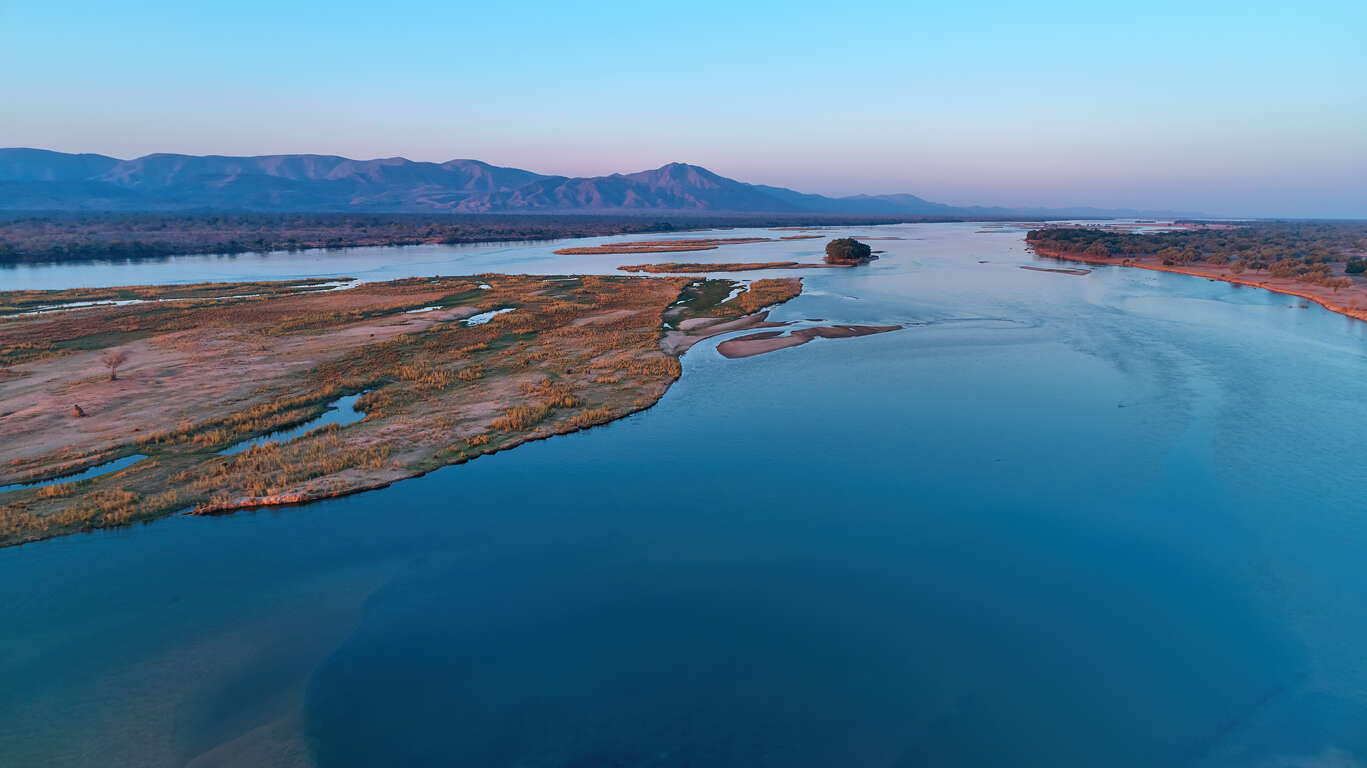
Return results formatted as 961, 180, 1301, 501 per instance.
2, 224, 1365, 766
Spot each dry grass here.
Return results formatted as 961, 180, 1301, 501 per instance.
737, 278, 803, 313
1, 270, 804, 546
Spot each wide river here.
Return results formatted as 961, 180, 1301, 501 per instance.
2, 223, 1366, 767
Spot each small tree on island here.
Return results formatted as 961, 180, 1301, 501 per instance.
824, 238, 875, 265
101, 349, 129, 381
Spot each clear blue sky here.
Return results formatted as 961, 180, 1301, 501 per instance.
2, 0, 1363, 216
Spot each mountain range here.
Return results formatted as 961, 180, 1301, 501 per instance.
0, 148, 1182, 218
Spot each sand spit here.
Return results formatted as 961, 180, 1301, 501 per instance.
1020, 265, 1091, 275
717, 324, 903, 359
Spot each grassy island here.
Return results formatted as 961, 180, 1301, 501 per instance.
0, 273, 802, 546
824, 238, 877, 265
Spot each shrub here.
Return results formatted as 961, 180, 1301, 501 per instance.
492, 404, 551, 432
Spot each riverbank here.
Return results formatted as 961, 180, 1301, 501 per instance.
1029, 245, 1367, 324
0, 273, 802, 546
0, 213, 907, 266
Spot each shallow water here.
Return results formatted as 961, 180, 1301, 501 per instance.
218, 394, 367, 457
2, 223, 1366, 766
0, 453, 149, 494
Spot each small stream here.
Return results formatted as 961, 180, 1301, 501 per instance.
218, 393, 366, 456
0, 453, 149, 494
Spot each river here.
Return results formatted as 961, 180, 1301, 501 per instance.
1, 223, 1364, 766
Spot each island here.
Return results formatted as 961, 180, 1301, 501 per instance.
0, 274, 802, 546
824, 238, 878, 265
716, 324, 903, 358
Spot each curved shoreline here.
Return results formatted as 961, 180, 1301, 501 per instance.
0, 275, 806, 547
1029, 245, 1367, 325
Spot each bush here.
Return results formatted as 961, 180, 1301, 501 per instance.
1346, 260, 1366, 274
1269, 260, 1300, 278
824, 238, 874, 265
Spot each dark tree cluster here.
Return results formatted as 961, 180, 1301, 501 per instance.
1026, 222, 1367, 286
824, 237, 876, 265
0, 212, 924, 266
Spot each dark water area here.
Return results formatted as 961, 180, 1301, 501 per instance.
2, 224, 1365, 766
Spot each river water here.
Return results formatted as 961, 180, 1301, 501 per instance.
2, 223, 1365, 766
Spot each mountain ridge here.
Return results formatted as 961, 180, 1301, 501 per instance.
0, 149, 1190, 218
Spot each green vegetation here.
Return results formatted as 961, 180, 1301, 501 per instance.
824, 238, 876, 265
1026, 223, 1367, 276
0, 212, 922, 265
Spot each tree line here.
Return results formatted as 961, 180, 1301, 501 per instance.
1026, 223, 1367, 289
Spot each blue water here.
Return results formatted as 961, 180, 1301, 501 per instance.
218, 394, 366, 456
2, 224, 1366, 766
0, 453, 149, 494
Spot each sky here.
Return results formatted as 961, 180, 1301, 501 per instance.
2, 0, 1364, 217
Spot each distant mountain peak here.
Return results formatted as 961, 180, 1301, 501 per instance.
0, 148, 1190, 217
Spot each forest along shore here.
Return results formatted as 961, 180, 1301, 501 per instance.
0, 212, 914, 265
0, 274, 801, 546
1026, 222, 1367, 325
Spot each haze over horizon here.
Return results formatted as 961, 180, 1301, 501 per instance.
3, 0, 1364, 218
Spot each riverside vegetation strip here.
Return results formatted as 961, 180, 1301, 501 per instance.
1026, 222, 1367, 324
0, 274, 802, 546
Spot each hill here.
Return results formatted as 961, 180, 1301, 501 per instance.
0, 149, 1185, 217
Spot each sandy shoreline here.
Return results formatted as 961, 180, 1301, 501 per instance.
716, 324, 902, 358
1029, 246, 1367, 325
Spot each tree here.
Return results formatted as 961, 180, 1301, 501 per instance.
824, 238, 874, 265
1269, 260, 1300, 279
101, 350, 129, 381
1084, 241, 1110, 258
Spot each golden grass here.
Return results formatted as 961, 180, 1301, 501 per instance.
492, 404, 552, 432
2, 270, 805, 546
737, 278, 803, 313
